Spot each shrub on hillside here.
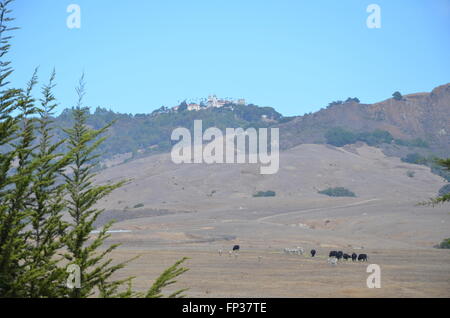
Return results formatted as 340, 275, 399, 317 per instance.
325, 127, 357, 147
325, 127, 394, 147
395, 138, 429, 148
438, 184, 450, 197
318, 187, 356, 197
401, 153, 426, 164
392, 91, 403, 100
253, 190, 276, 197
437, 238, 450, 249
401, 154, 450, 182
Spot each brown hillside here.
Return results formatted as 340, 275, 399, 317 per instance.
279, 83, 450, 156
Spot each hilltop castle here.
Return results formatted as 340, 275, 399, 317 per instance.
171, 95, 246, 112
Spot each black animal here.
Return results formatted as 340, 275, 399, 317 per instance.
232, 245, 240, 251
343, 253, 351, 260
336, 251, 343, 260
329, 251, 337, 257
358, 253, 368, 262
311, 249, 316, 257
351, 253, 357, 262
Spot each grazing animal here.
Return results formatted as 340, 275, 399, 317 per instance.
343, 253, 351, 260
232, 245, 240, 252
327, 257, 337, 265
311, 249, 316, 257
329, 251, 338, 257
336, 251, 343, 260
228, 251, 233, 257
358, 254, 368, 262
284, 248, 296, 255
284, 247, 304, 255
218, 249, 223, 256
351, 253, 357, 261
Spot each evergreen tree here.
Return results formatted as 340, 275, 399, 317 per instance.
0, 0, 23, 296
392, 91, 403, 101
26, 71, 71, 297
61, 75, 130, 298
0, 0, 189, 298
0, 24, 39, 295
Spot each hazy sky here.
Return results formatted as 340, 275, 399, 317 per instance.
9, 0, 450, 116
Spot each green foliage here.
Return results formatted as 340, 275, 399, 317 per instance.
133, 203, 144, 208
430, 159, 450, 204
406, 170, 415, 178
326, 98, 360, 109
325, 127, 430, 149
61, 76, 130, 298
325, 127, 393, 147
145, 257, 189, 298
419, 158, 450, 206
358, 129, 393, 146
50, 102, 284, 160
253, 190, 276, 197
394, 138, 429, 148
0, 1, 36, 296
318, 187, 356, 197
392, 91, 403, 100
178, 100, 188, 112
0, 1, 189, 298
437, 238, 450, 249
345, 97, 360, 103
402, 154, 450, 182
325, 127, 357, 146
401, 153, 426, 164
438, 184, 450, 197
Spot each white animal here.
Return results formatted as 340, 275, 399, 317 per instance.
327, 257, 338, 265
284, 247, 305, 255
218, 249, 223, 256
296, 247, 305, 255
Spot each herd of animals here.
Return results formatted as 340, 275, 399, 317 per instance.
219, 245, 369, 264
283, 247, 368, 263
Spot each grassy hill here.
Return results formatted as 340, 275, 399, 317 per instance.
52, 103, 285, 160
47, 83, 450, 164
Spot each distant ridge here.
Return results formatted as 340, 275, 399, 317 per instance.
51, 83, 450, 160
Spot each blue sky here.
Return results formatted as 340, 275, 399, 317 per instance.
9, 0, 450, 116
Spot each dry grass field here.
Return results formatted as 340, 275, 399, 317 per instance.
91, 144, 450, 297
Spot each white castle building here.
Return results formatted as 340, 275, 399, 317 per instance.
207, 95, 245, 108
169, 95, 246, 113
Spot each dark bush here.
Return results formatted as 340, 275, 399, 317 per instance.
318, 187, 356, 197
395, 138, 429, 148
253, 190, 276, 197
438, 184, 450, 197
325, 127, 394, 147
437, 238, 450, 249
325, 127, 357, 147
392, 91, 403, 100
